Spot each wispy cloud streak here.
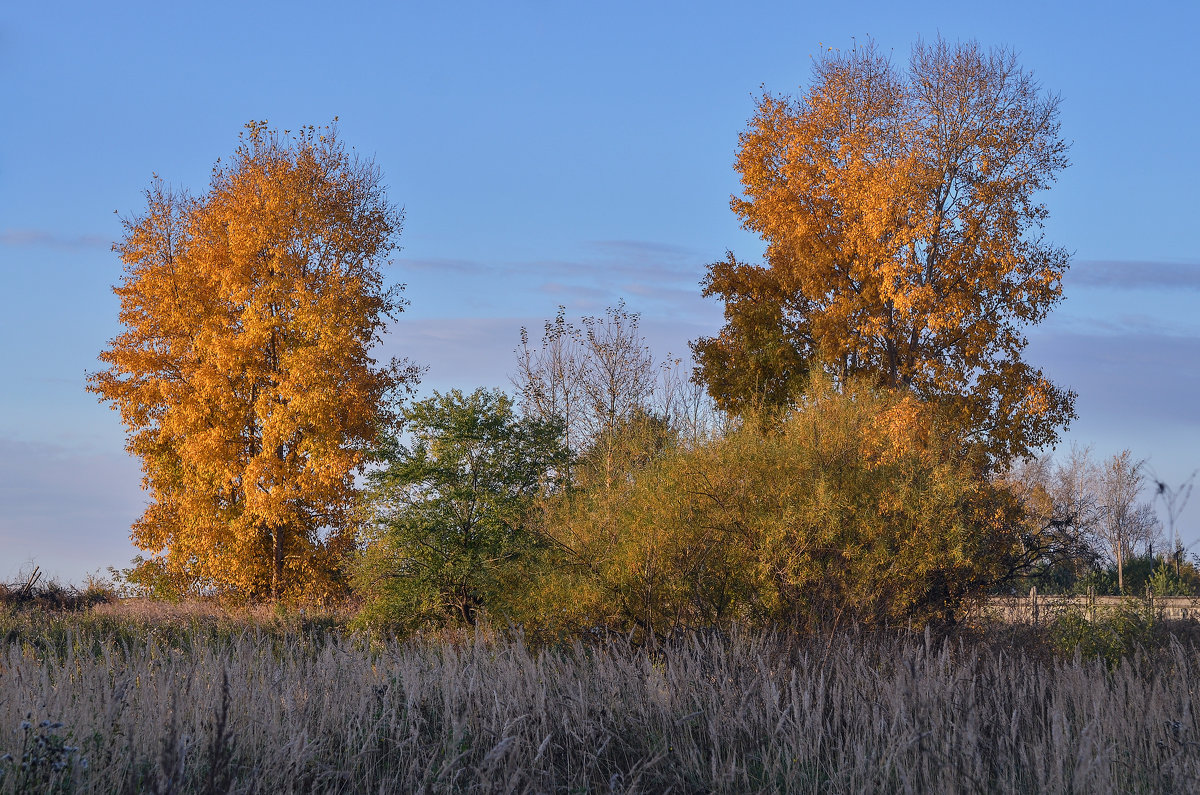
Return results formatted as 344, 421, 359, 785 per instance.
1069, 260, 1200, 290
0, 229, 109, 250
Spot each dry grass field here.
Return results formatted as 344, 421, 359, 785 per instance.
1, 602, 1199, 794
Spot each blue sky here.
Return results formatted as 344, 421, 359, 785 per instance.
2, 0, 1198, 583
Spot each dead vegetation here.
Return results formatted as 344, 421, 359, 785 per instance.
0, 567, 116, 612
2, 607, 1199, 793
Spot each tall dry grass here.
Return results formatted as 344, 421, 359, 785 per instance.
1, 608, 1198, 793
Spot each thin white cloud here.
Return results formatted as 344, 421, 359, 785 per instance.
383, 306, 722, 399
1069, 260, 1200, 290
382, 316, 530, 393
403, 240, 712, 292
538, 282, 611, 302
396, 256, 496, 275
587, 239, 696, 259
0, 228, 109, 250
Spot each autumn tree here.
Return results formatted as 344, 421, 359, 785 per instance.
530, 376, 1021, 639
694, 37, 1075, 464
88, 122, 418, 601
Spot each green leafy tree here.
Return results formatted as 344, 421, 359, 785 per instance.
355, 388, 568, 630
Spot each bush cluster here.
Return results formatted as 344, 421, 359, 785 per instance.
353, 379, 1026, 640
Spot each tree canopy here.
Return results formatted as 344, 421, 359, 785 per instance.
88, 122, 417, 600
356, 388, 568, 629
693, 38, 1075, 464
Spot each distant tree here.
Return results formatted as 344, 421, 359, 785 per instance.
999, 445, 1178, 595
576, 302, 657, 481
1097, 450, 1161, 593
998, 445, 1105, 591
88, 122, 418, 600
355, 389, 568, 630
654, 355, 725, 449
694, 37, 1074, 465
513, 308, 590, 465
514, 301, 678, 486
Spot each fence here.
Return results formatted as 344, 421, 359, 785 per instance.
980, 587, 1200, 624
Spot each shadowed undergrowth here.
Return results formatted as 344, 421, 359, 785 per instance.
0, 568, 116, 613
2, 609, 1200, 793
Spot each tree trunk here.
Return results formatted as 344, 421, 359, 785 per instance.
271, 439, 288, 601
271, 525, 285, 601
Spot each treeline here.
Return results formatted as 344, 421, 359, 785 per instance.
89, 38, 1195, 635
1006, 447, 1198, 596
357, 305, 1026, 637
107, 303, 1196, 639
358, 307, 1199, 639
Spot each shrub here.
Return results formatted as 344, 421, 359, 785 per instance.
0, 569, 116, 612
531, 378, 1023, 639
1046, 603, 1156, 668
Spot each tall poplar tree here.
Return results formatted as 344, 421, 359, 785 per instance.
694, 38, 1075, 465
89, 122, 418, 600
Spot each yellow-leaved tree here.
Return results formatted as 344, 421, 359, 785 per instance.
522, 377, 1022, 640
89, 122, 418, 600
694, 38, 1075, 465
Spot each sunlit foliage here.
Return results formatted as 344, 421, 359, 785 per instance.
527, 378, 1022, 640
694, 37, 1075, 465
88, 122, 417, 600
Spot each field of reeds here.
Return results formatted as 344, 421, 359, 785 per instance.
2, 602, 1200, 794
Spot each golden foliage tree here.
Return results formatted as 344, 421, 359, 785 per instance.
694, 38, 1075, 464
89, 122, 417, 600
526, 377, 1021, 640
